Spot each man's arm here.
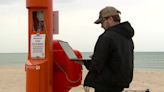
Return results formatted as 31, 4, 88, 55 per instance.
89, 36, 112, 74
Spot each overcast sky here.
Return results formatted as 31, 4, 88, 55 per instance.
0, 0, 164, 53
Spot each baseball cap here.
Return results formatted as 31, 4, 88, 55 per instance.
94, 6, 121, 24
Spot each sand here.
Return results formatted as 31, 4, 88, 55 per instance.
0, 66, 164, 92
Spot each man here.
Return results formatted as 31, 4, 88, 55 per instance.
78, 6, 134, 92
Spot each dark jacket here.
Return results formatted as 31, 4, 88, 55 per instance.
84, 21, 134, 89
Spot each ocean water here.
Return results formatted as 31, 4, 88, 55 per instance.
134, 52, 164, 70
0, 52, 164, 71
0, 53, 27, 66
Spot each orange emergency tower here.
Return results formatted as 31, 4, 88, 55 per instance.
25, 0, 82, 92
25, 0, 54, 92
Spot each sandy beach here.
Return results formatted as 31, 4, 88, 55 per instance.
0, 66, 164, 92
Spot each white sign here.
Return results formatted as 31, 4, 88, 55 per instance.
31, 34, 46, 59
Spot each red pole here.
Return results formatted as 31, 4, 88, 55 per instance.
25, 0, 53, 92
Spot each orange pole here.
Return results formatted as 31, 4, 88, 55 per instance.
25, 0, 53, 92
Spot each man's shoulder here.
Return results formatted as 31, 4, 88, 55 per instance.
102, 30, 118, 38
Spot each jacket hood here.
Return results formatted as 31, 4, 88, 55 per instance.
108, 21, 134, 38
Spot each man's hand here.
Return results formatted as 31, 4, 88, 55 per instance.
84, 86, 90, 92
89, 54, 93, 58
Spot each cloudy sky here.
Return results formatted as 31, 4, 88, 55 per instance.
0, 0, 164, 53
